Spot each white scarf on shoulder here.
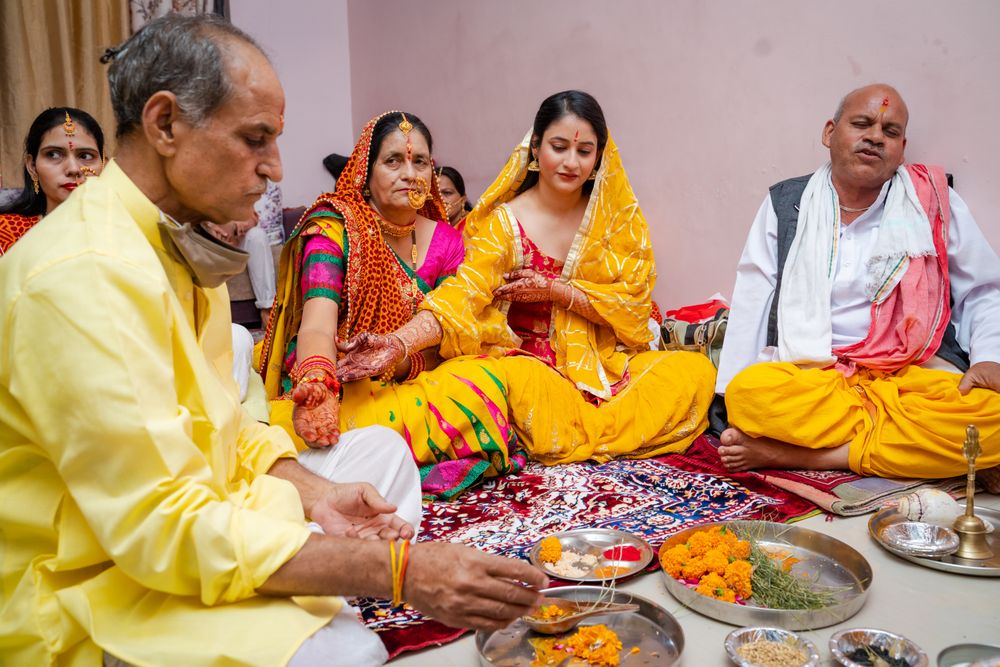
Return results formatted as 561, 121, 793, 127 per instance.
776, 162, 935, 365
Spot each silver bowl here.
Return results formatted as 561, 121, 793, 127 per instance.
830, 628, 928, 667
724, 626, 819, 667
938, 643, 1000, 667
880, 521, 960, 558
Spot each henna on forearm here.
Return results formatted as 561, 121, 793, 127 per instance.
392, 310, 443, 356
549, 280, 606, 325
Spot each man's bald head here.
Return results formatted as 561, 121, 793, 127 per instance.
833, 84, 909, 130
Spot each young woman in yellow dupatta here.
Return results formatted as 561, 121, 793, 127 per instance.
339, 91, 716, 464
258, 111, 524, 499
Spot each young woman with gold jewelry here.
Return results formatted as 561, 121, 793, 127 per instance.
259, 111, 525, 499
337, 91, 717, 465
0, 107, 105, 255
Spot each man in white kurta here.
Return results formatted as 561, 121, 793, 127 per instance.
715, 83, 1000, 486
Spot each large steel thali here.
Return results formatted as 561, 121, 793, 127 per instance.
476, 585, 684, 666
659, 520, 872, 630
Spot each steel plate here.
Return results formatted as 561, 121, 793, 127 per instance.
868, 506, 1000, 576
659, 520, 872, 630
528, 528, 654, 582
476, 585, 683, 666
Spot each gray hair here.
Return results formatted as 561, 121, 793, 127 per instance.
106, 14, 266, 139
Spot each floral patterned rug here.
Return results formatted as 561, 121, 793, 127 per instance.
351, 435, 817, 658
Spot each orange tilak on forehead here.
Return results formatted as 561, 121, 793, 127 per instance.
573, 130, 580, 143
878, 97, 890, 114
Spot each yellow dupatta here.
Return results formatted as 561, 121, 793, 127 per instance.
421, 130, 655, 399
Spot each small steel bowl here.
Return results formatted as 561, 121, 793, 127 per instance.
830, 628, 929, 667
880, 521, 960, 558
725, 626, 819, 667
939, 644, 1000, 667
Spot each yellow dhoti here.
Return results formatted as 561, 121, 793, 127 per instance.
725, 362, 1000, 478
503, 350, 716, 465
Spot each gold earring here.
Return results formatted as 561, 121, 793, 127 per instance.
527, 157, 539, 172
363, 186, 371, 197
587, 170, 597, 181
31, 174, 40, 194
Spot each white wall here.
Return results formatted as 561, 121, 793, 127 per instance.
230, 0, 354, 207
346, 0, 1000, 308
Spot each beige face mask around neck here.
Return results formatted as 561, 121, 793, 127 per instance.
157, 213, 249, 288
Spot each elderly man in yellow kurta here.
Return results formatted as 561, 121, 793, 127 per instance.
715, 83, 1000, 490
0, 15, 545, 667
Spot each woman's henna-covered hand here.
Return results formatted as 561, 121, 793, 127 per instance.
291, 378, 341, 447
336, 332, 406, 383
494, 269, 555, 303
497, 269, 605, 323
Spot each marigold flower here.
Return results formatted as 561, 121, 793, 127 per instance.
659, 544, 690, 578
730, 538, 751, 560
539, 536, 562, 564
686, 531, 714, 557
696, 572, 736, 603
533, 604, 567, 620
701, 548, 729, 575
723, 559, 754, 599
565, 624, 623, 667
680, 556, 708, 580
664, 543, 690, 563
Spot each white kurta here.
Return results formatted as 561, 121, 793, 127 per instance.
716, 181, 1000, 393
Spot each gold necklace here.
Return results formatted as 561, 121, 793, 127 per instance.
408, 228, 419, 312
380, 214, 417, 238
370, 200, 417, 238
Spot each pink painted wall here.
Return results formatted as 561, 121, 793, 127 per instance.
346, 0, 1000, 308
230, 0, 354, 208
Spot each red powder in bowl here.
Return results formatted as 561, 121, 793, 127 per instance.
602, 545, 642, 561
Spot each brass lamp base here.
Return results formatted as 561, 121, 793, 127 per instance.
953, 514, 994, 560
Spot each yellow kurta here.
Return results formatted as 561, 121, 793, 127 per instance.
0, 162, 335, 667
725, 362, 1000, 478
421, 133, 715, 462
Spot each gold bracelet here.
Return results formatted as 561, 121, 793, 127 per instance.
567, 286, 576, 312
